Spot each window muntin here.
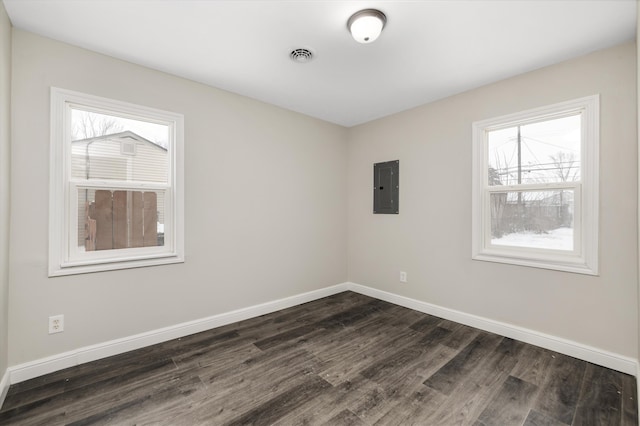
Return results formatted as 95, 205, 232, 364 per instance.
50, 88, 184, 276
472, 96, 598, 275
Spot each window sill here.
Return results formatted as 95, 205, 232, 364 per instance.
48, 254, 184, 277
472, 251, 597, 276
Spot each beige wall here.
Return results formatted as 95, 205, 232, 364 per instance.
5, 28, 638, 369
348, 42, 638, 358
8, 30, 348, 365
0, 3, 11, 379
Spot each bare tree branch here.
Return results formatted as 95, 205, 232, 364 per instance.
73, 112, 124, 140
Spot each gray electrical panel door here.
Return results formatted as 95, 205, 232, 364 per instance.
373, 160, 399, 214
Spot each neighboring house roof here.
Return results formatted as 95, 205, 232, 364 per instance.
72, 130, 167, 151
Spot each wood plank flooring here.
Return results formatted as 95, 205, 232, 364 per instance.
0, 291, 637, 425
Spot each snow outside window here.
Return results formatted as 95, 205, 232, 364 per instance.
49, 88, 184, 276
471, 96, 599, 275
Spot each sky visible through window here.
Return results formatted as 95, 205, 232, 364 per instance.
488, 114, 580, 186
71, 109, 169, 148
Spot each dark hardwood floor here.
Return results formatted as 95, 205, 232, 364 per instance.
0, 291, 637, 425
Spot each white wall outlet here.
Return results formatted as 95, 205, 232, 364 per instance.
400, 271, 407, 283
49, 314, 64, 334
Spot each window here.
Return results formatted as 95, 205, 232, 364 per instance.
49, 88, 184, 276
471, 96, 598, 275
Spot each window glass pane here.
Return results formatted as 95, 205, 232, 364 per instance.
77, 188, 165, 252
487, 114, 581, 186
490, 189, 574, 251
70, 108, 169, 183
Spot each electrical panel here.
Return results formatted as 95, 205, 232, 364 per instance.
373, 160, 399, 214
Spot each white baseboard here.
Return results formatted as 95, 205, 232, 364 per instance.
637, 362, 640, 399
8, 283, 349, 384
0, 368, 9, 409
346, 282, 638, 376
6, 281, 637, 386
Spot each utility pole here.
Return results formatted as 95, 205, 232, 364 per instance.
517, 126, 522, 204
516, 126, 524, 230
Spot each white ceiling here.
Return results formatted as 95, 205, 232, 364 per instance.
3, 0, 637, 127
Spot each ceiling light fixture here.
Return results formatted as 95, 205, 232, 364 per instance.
347, 9, 387, 44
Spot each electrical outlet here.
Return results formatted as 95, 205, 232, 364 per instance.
400, 271, 407, 283
49, 315, 64, 334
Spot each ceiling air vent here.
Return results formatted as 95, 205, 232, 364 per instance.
290, 48, 313, 63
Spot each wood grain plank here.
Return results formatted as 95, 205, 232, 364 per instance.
149, 327, 242, 359
522, 409, 569, 426
142, 191, 157, 247
476, 375, 538, 425
252, 323, 320, 350
373, 385, 447, 426
407, 344, 458, 381
422, 337, 525, 425
321, 409, 366, 426
130, 190, 144, 248
171, 334, 258, 369
408, 314, 442, 333
347, 375, 426, 424
307, 316, 406, 362
281, 375, 379, 425
112, 190, 128, 249
145, 361, 326, 425
66, 375, 204, 426
418, 326, 452, 346
64, 354, 178, 393
436, 318, 464, 331
621, 371, 639, 425
225, 375, 332, 426
236, 293, 375, 343
532, 353, 586, 425
196, 352, 326, 423
198, 346, 323, 389
270, 384, 351, 425
94, 189, 113, 250
61, 360, 183, 422
0, 379, 65, 412
510, 343, 555, 387
380, 305, 430, 329
317, 327, 422, 386
440, 323, 481, 350
1, 358, 177, 425
282, 366, 431, 426
317, 299, 395, 330
0, 394, 67, 426
423, 332, 503, 396
573, 363, 623, 426
360, 331, 452, 383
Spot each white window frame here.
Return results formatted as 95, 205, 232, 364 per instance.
471, 95, 599, 275
49, 88, 184, 276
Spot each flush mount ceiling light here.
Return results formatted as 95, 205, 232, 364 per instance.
347, 9, 387, 44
